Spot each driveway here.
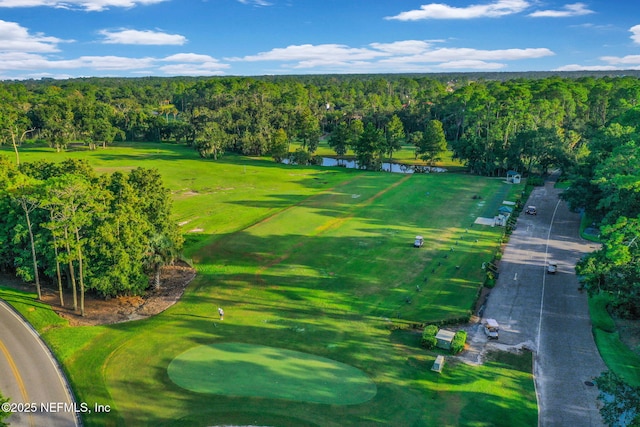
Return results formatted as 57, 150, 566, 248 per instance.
0, 299, 79, 427
465, 178, 606, 426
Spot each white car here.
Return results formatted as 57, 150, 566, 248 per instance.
483, 318, 499, 340
525, 206, 537, 215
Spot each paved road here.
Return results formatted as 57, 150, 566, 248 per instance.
480, 178, 606, 426
0, 299, 79, 427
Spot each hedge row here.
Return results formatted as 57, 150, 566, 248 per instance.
421, 325, 439, 349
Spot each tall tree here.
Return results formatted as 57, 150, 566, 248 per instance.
353, 122, 384, 170
328, 121, 350, 162
416, 119, 447, 166
44, 175, 93, 316
296, 107, 321, 154
144, 233, 177, 290
384, 114, 405, 162
12, 180, 43, 300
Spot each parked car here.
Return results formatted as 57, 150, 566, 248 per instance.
525, 206, 537, 215
414, 236, 424, 248
483, 318, 499, 340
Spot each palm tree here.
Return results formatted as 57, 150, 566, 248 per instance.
144, 233, 177, 290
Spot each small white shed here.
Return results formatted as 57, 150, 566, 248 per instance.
507, 170, 521, 184
431, 355, 445, 373
435, 329, 456, 350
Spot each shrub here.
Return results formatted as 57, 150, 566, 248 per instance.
288, 148, 311, 165
309, 155, 324, 166
450, 330, 467, 354
484, 271, 496, 288
421, 324, 439, 349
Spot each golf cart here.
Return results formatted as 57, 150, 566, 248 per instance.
414, 236, 424, 248
525, 206, 537, 215
483, 318, 499, 340
547, 261, 558, 274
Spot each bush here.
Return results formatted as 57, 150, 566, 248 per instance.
526, 175, 545, 186
450, 330, 467, 354
421, 324, 439, 349
484, 271, 496, 288
288, 148, 311, 165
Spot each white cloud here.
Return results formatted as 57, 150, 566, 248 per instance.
71, 55, 157, 70
0, 50, 231, 77
99, 29, 187, 45
599, 55, 640, 66
233, 41, 554, 73
237, 0, 272, 6
162, 53, 219, 63
158, 63, 228, 76
236, 43, 389, 62
0, 0, 168, 11
369, 40, 435, 54
385, 0, 530, 21
0, 20, 69, 52
388, 47, 554, 62
435, 60, 506, 69
160, 53, 230, 75
528, 2, 594, 18
554, 53, 640, 71
630, 25, 640, 44
554, 64, 621, 71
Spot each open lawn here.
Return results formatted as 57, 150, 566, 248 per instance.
589, 293, 640, 387
0, 142, 536, 426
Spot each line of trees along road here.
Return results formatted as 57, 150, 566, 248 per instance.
556, 82, 640, 426
562, 103, 640, 320
0, 157, 182, 315
2, 74, 640, 175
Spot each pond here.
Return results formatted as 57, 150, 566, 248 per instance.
283, 157, 447, 174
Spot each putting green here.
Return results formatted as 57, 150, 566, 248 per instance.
167, 343, 377, 405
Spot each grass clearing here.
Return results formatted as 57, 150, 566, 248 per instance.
0, 142, 535, 426
589, 293, 640, 387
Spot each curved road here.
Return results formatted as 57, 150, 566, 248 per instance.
480, 177, 606, 426
0, 299, 79, 427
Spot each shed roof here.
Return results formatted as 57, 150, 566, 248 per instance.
435, 329, 456, 341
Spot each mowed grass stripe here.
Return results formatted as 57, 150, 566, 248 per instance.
209, 172, 511, 323
254, 174, 411, 285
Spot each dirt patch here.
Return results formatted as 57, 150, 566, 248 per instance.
3, 262, 196, 327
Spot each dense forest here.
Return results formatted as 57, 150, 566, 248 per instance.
1, 73, 640, 175
1, 72, 640, 318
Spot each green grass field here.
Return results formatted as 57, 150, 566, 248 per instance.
0, 142, 536, 426
167, 342, 377, 404
589, 293, 640, 387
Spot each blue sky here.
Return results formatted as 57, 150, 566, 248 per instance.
0, 0, 639, 79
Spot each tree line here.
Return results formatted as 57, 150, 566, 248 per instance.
560, 103, 640, 319
2, 74, 640, 175
555, 83, 640, 426
0, 157, 182, 315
